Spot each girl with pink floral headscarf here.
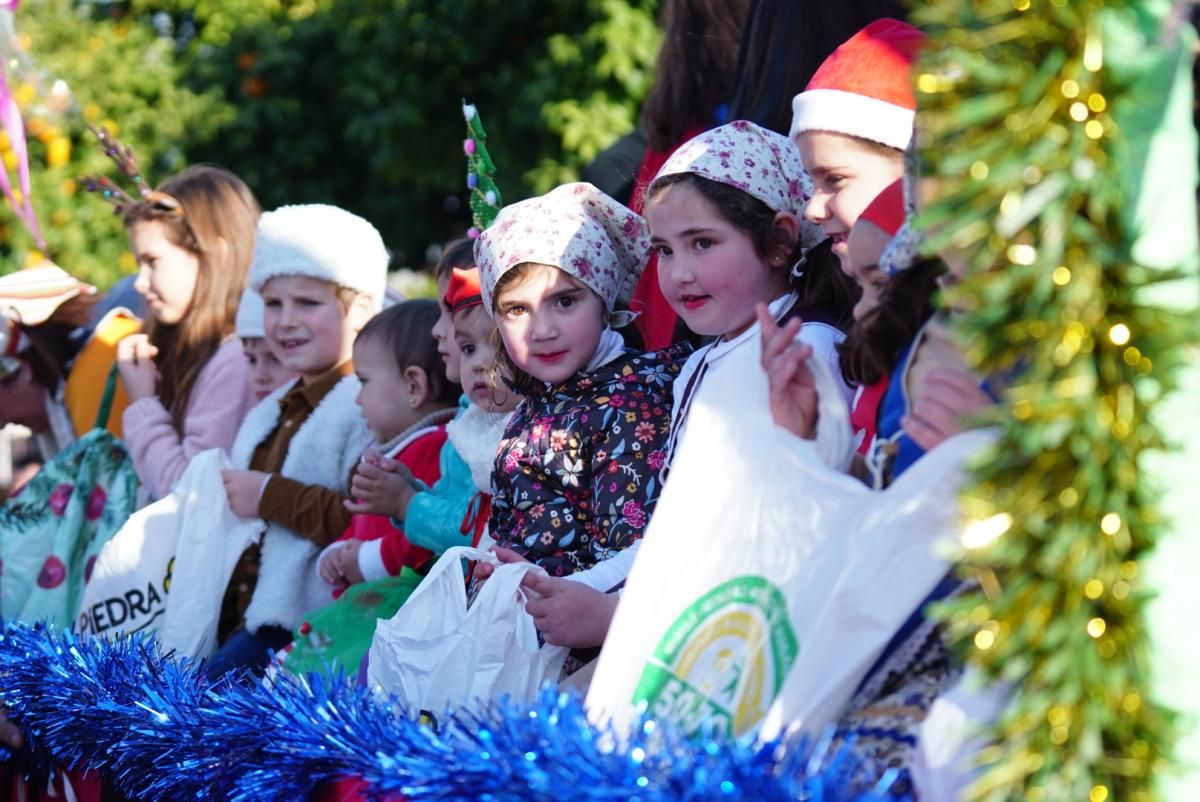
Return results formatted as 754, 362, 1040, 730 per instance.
472, 182, 690, 653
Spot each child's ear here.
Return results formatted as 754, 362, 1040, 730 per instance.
402, 366, 431, 406
768, 212, 801, 267
346, 292, 376, 333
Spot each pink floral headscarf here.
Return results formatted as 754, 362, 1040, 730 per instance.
475, 182, 649, 316
652, 120, 824, 259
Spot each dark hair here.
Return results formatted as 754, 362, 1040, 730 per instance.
641, 0, 751, 152
14, 294, 98, 394
355, 299, 460, 406
647, 172, 858, 330
435, 237, 476, 281
728, 0, 908, 135
838, 257, 945, 386
125, 164, 261, 431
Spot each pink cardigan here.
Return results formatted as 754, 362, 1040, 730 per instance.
122, 337, 251, 499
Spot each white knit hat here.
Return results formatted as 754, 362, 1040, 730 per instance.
234, 287, 264, 338
249, 204, 390, 311
789, 19, 925, 150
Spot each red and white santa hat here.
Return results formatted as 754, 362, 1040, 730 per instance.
789, 19, 925, 151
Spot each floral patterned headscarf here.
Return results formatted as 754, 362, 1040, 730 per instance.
652, 120, 825, 264
475, 182, 649, 317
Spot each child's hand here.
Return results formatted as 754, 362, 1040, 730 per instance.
757, 304, 818, 440
116, 333, 160, 402
902, 368, 995, 451
344, 451, 417, 517
221, 469, 270, 518
521, 573, 619, 648
472, 546, 528, 585
336, 539, 365, 585
318, 544, 347, 586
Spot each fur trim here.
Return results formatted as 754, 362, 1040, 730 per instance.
445, 404, 514, 492
235, 375, 374, 633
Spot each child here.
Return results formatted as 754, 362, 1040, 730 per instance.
760, 17, 923, 443
116, 165, 261, 499
317, 299, 460, 590
838, 179, 917, 457
235, 287, 298, 404
431, 237, 476, 385
348, 266, 518, 558
210, 204, 388, 678
643, 120, 854, 454
280, 300, 459, 680
471, 182, 688, 651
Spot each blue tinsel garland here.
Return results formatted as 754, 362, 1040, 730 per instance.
0, 622, 908, 801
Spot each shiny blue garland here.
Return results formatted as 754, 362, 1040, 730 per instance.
0, 622, 908, 801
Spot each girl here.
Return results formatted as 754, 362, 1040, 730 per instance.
472, 182, 688, 649
760, 17, 922, 443
116, 165, 261, 499
643, 120, 855, 453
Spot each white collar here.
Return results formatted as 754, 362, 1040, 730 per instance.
584, 326, 628, 373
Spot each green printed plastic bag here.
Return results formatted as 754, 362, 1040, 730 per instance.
0, 428, 137, 627
282, 569, 424, 679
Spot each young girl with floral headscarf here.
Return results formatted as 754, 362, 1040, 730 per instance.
473, 182, 689, 651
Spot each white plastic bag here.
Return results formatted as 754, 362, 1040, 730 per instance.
368, 546, 568, 715
76, 449, 263, 658
585, 331, 993, 741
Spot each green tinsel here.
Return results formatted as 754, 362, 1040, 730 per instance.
911, 1, 1197, 801
463, 99, 503, 233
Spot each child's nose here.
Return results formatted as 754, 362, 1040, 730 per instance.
804, 191, 830, 223
133, 265, 151, 295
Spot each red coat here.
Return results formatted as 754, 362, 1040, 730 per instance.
334, 425, 447, 577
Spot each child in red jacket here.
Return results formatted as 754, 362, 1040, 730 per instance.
316, 299, 460, 595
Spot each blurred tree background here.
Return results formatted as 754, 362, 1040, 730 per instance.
0, 0, 661, 288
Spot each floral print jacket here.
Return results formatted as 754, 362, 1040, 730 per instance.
490, 345, 689, 577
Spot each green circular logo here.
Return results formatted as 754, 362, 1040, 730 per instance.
631, 576, 799, 738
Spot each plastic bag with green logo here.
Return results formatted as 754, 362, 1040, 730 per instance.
585, 336, 993, 742
280, 569, 425, 680
0, 367, 138, 626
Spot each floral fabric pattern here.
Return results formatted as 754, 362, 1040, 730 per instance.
653, 121, 824, 254
476, 182, 650, 315
489, 345, 689, 577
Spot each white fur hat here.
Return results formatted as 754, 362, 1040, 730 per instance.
249, 204, 390, 311
234, 287, 264, 338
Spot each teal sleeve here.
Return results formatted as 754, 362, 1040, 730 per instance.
402, 440, 478, 555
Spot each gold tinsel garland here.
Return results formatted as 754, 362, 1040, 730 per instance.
910, 1, 1194, 800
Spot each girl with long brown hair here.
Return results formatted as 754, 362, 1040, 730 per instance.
116, 164, 262, 499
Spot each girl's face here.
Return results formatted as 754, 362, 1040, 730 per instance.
353, 336, 428, 443
494, 264, 606, 386
242, 336, 298, 402
795, 132, 904, 272
647, 182, 791, 339
261, 275, 364, 381
129, 220, 200, 325
845, 219, 893, 321
432, 271, 462, 384
454, 305, 518, 413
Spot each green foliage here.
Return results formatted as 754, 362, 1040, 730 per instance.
164, 0, 659, 267
912, 1, 1195, 800
0, 0, 660, 286
0, 0, 230, 286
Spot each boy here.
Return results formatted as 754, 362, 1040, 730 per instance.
211, 204, 388, 677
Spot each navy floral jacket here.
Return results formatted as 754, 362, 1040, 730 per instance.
489, 345, 689, 577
